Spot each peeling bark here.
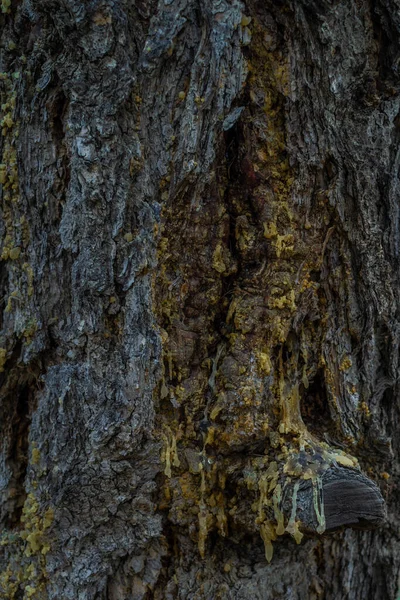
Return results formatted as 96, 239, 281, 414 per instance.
0, 0, 399, 599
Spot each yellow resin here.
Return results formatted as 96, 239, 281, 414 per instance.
260, 521, 277, 563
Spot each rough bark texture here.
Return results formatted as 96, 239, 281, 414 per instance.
0, 0, 400, 598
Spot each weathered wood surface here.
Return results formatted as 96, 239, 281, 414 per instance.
0, 0, 399, 598
322, 468, 387, 531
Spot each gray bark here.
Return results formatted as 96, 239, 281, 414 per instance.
0, 0, 399, 598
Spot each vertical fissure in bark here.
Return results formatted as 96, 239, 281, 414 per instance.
5, 382, 31, 528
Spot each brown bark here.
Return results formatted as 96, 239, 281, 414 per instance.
0, 0, 399, 598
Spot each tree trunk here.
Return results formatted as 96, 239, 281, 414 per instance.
0, 0, 399, 598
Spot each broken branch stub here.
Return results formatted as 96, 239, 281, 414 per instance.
281, 465, 386, 535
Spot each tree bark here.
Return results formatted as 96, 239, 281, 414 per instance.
0, 0, 399, 598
